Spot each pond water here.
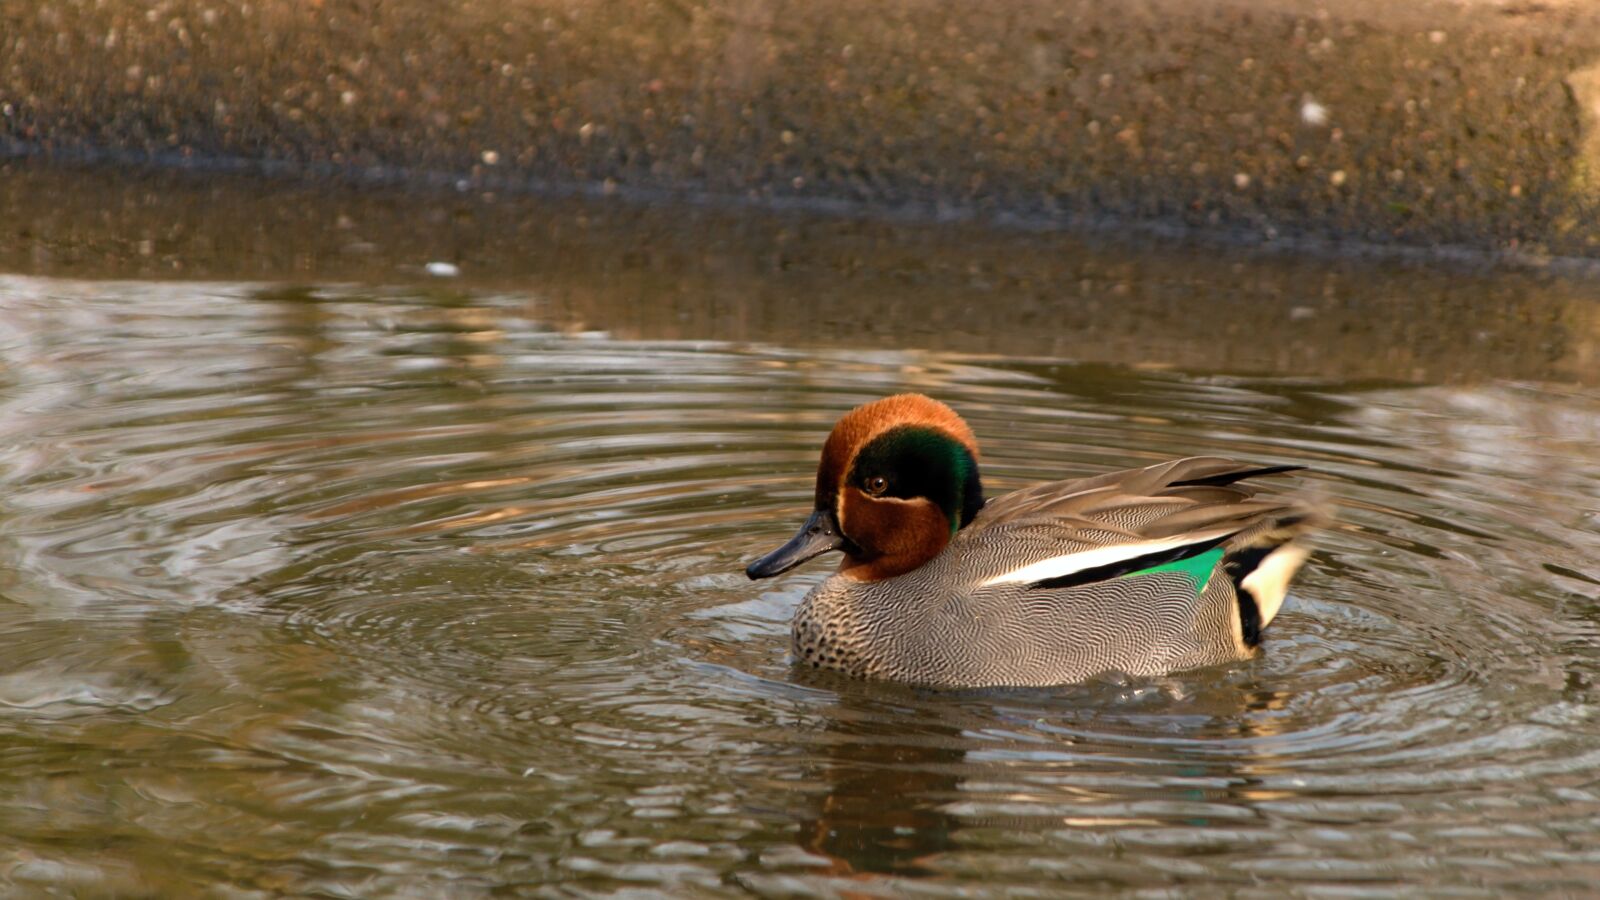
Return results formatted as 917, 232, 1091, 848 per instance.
2, 170, 1600, 895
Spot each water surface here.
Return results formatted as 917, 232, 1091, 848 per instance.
1, 194, 1599, 895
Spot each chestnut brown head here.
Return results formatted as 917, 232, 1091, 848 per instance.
746, 394, 984, 582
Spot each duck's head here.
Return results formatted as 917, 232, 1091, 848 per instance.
747, 394, 985, 583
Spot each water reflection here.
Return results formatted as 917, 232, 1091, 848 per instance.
4, 161, 1600, 384
789, 673, 1318, 885
798, 691, 965, 879
0, 275, 1596, 894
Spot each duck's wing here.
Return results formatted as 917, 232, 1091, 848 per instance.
956, 457, 1318, 588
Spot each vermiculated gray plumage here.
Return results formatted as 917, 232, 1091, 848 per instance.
790, 457, 1320, 688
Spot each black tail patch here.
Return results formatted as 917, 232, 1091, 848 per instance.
1222, 545, 1277, 647
1029, 534, 1231, 591
1171, 465, 1304, 489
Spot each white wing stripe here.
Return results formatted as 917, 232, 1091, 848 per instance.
979, 534, 1230, 587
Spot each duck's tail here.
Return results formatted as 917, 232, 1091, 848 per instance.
1222, 504, 1328, 646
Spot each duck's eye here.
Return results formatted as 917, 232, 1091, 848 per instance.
864, 475, 889, 496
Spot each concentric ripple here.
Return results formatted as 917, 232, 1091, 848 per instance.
0, 275, 1597, 895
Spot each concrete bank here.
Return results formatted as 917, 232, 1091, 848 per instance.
4, 0, 1600, 256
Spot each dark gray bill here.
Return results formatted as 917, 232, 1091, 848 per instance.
745, 508, 847, 579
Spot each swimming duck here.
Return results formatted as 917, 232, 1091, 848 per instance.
746, 394, 1321, 688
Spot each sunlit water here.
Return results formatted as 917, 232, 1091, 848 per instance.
1, 275, 1598, 895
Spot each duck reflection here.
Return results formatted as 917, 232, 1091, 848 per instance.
789, 674, 1302, 881
796, 705, 964, 877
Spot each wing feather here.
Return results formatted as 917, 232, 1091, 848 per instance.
963, 457, 1313, 590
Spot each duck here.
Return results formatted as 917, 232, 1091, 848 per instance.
745, 393, 1323, 688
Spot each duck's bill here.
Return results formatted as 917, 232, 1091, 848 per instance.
745, 509, 847, 579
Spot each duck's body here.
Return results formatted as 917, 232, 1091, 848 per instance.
790, 456, 1313, 687
747, 395, 1322, 689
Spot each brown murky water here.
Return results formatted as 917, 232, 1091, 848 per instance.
1, 164, 1599, 895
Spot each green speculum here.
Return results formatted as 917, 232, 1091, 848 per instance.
1123, 546, 1224, 597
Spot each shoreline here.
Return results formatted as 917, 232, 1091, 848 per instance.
9, 145, 1600, 279
4, 158, 1595, 386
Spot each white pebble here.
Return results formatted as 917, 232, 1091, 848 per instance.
425, 261, 460, 277
1300, 97, 1329, 126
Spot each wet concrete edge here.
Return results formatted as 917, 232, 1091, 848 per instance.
4, 160, 1597, 384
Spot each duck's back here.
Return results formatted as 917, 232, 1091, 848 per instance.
790, 457, 1319, 688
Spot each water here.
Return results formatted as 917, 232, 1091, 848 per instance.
2, 179, 1600, 895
